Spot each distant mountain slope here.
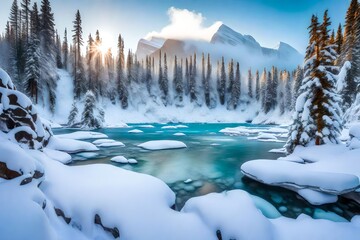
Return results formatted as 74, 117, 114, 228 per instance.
136, 24, 303, 69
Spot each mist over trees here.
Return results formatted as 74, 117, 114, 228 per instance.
0, 0, 358, 131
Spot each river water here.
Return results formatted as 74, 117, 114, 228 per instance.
53, 123, 360, 221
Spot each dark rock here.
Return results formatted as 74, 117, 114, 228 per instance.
94, 213, 120, 239
20, 177, 33, 185
0, 161, 21, 179
216, 230, 222, 240
55, 208, 71, 224
33, 170, 44, 179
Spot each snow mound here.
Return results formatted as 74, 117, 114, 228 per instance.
47, 137, 98, 154
43, 148, 72, 164
174, 132, 186, 136
138, 125, 155, 128
138, 140, 187, 150
98, 141, 125, 147
128, 129, 144, 133
242, 159, 359, 196
269, 148, 286, 154
110, 156, 128, 164
56, 131, 108, 140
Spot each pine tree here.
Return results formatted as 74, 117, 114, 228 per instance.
55, 31, 62, 68
173, 55, 184, 106
87, 34, 95, 92
185, 57, 190, 96
284, 71, 292, 112
190, 53, 197, 102
24, 36, 40, 103
40, 0, 55, 52
72, 10, 83, 99
62, 28, 69, 70
248, 68, 253, 99
291, 66, 303, 109
335, 23, 343, 56
263, 71, 272, 113
39, 0, 57, 112
94, 30, 103, 96
260, 68, 267, 110
205, 54, 212, 107
160, 52, 169, 105
271, 66, 278, 109
226, 59, 234, 108
145, 55, 152, 95
286, 12, 342, 153
229, 62, 241, 109
21, 0, 31, 45
81, 90, 104, 129
340, 0, 359, 108
219, 57, 226, 105
255, 70, 260, 101
67, 101, 78, 127
116, 34, 128, 109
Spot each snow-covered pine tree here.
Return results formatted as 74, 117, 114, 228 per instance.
67, 101, 78, 127
229, 62, 241, 109
286, 12, 342, 153
284, 71, 292, 112
55, 30, 62, 68
39, 0, 58, 112
219, 57, 226, 105
21, 0, 31, 45
24, 36, 40, 103
205, 54, 212, 108
173, 55, 184, 106
72, 10, 83, 99
185, 58, 190, 96
94, 30, 104, 97
340, 0, 359, 109
260, 68, 267, 110
201, 53, 211, 107
159, 52, 169, 106
116, 34, 128, 109
255, 70, 260, 101
81, 90, 104, 129
271, 66, 278, 109
189, 53, 197, 102
145, 55, 152, 95
263, 71, 272, 113
291, 66, 303, 109
226, 59, 234, 108
87, 34, 95, 92
248, 68, 253, 99
62, 28, 69, 70
335, 23, 343, 57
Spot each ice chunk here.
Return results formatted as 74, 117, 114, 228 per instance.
128, 129, 144, 133
138, 140, 187, 150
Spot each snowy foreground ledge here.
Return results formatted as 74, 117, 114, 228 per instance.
241, 142, 360, 205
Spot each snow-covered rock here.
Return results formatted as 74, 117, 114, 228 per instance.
138, 140, 187, 150
47, 137, 98, 154
241, 144, 360, 204
128, 129, 144, 133
56, 131, 108, 140
110, 156, 128, 164
0, 68, 52, 150
174, 132, 186, 136
97, 141, 125, 147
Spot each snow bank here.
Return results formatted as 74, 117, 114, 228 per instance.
56, 131, 108, 140
242, 144, 360, 204
138, 140, 187, 150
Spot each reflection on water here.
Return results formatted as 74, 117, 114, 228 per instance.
54, 123, 360, 220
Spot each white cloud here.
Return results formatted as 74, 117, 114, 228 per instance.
145, 7, 222, 42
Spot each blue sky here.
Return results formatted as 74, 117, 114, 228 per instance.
1, 0, 350, 54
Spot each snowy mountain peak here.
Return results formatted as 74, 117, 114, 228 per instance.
210, 24, 261, 49
275, 41, 298, 53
